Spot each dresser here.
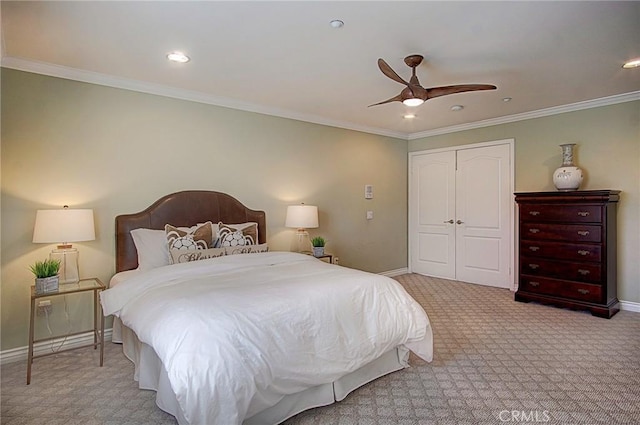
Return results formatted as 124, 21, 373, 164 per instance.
514, 190, 620, 318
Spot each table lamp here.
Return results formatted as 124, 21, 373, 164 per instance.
285, 204, 318, 254
32, 206, 95, 284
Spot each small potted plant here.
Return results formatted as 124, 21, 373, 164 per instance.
30, 258, 61, 294
311, 236, 326, 257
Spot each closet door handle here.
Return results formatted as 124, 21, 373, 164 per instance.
456, 220, 464, 225
444, 219, 454, 224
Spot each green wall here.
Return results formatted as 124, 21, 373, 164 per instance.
1, 69, 408, 351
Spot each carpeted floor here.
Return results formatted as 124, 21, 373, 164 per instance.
2, 274, 639, 424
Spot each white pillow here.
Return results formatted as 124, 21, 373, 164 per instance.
130, 228, 171, 270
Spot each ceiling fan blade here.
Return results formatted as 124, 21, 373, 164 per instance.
426, 84, 497, 99
368, 93, 403, 107
377, 58, 411, 87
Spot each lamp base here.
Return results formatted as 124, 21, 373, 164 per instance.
50, 247, 80, 284
294, 229, 313, 254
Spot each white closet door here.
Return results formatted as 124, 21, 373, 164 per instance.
455, 144, 512, 288
409, 150, 456, 279
409, 141, 513, 289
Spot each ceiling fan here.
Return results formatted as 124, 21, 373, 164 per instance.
370, 54, 497, 107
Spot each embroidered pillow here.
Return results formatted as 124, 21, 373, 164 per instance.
170, 247, 227, 264
224, 243, 269, 256
165, 222, 213, 263
216, 222, 258, 247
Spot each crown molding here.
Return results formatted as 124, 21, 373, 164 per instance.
408, 91, 640, 140
0, 56, 406, 140
2, 56, 637, 142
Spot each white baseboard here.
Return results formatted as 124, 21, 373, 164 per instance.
620, 300, 640, 313
0, 328, 113, 365
380, 268, 410, 277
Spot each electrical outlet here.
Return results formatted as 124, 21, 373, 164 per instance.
333, 257, 340, 265
37, 300, 52, 316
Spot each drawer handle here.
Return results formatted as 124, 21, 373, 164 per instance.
577, 250, 591, 256
529, 211, 540, 216
578, 269, 590, 275
577, 230, 590, 236
528, 264, 540, 270
529, 281, 540, 287
577, 288, 590, 295
529, 228, 540, 234
577, 211, 590, 217
528, 246, 540, 252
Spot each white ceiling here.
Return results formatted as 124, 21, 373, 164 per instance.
2, 1, 639, 139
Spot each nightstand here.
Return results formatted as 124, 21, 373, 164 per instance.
27, 277, 105, 384
314, 254, 333, 264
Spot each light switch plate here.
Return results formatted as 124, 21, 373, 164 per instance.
364, 185, 373, 199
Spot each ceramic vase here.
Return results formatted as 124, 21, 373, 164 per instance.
553, 143, 583, 191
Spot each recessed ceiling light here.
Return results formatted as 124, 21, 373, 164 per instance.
167, 51, 190, 63
622, 58, 640, 69
403, 113, 416, 119
450, 105, 464, 111
330, 19, 344, 29
502, 97, 512, 102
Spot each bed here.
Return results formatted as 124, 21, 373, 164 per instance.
101, 190, 433, 425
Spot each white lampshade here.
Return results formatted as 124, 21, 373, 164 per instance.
285, 205, 319, 229
33, 208, 95, 244
33, 207, 95, 284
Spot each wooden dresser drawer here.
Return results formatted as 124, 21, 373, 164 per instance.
520, 276, 602, 303
521, 223, 601, 243
520, 240, 602, 262
520, 257, 601, 283
520, 204, 602, 223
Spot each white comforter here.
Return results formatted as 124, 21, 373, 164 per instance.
101, 252, 432, 425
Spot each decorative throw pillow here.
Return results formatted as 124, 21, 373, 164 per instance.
224, 243, 269, 256
170, 247, 227, 264
165, 222, 214, 263
216, 222, 258, 247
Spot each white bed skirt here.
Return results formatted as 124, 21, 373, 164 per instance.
115, 319, 411, 424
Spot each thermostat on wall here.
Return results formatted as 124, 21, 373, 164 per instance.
364, 185, 373, 199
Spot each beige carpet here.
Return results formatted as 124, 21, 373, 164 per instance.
2, 274, 639, 424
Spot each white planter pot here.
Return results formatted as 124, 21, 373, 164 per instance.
35, 275, 59, 294
313, 247, 325, 257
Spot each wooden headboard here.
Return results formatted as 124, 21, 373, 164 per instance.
115, 190, 267, 273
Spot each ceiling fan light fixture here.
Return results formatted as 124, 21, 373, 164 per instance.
622, 58, 640, 69
402, 98, 424, 107
167, 51, 190, 63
